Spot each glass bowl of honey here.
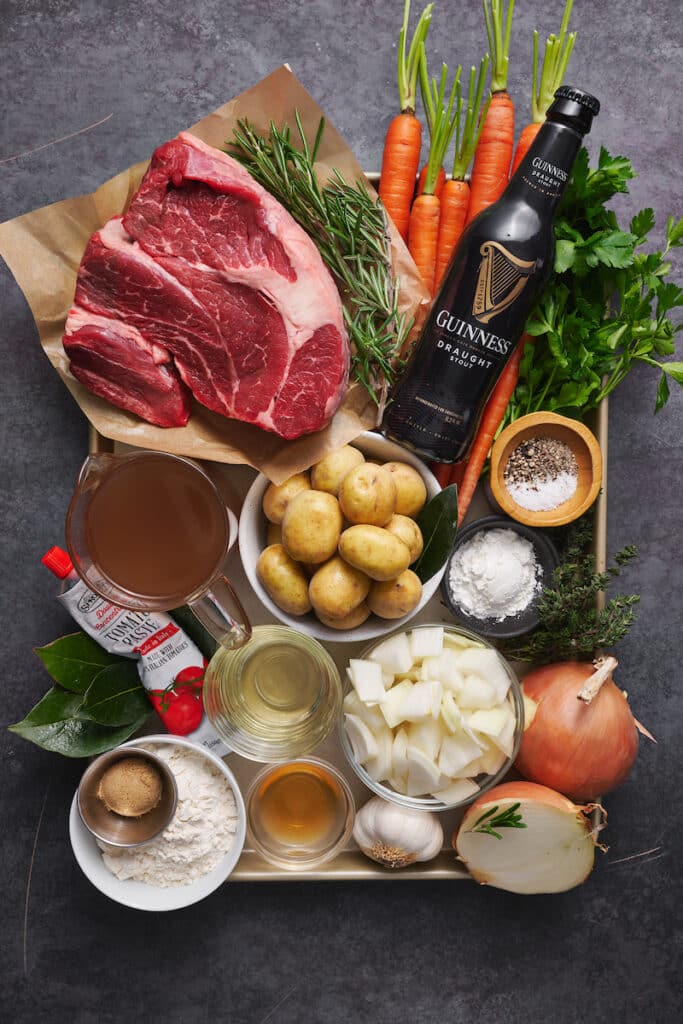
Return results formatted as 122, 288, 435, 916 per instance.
246, 758, 355, 870
203, 625, 343, 762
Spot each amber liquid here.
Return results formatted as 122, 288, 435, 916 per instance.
84, 454, 228, 603
253, 762, 347, 850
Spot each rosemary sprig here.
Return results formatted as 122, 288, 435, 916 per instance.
500, 517, 640, 663
468, 802, 527, 839
228, 114, 411, 405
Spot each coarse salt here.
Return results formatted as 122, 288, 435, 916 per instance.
98, 742, 238, 888
506, 471, 577, 511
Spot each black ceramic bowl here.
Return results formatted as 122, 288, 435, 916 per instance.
440, 515, 560, 640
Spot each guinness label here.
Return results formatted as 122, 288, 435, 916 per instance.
472, 241, 536, 324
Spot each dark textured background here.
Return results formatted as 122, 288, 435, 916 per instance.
1, 1, 681, 1021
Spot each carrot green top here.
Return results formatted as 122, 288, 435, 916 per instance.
397, 0, 434, 114
452, 56, 491, 180
530, 0, 577, 123
419, 53, 461, 194
484, 0, 515, 94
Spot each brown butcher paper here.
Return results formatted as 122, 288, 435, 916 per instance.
0, 66, 429, 483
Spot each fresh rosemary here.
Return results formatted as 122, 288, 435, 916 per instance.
228, 113, 411, 405
500, 517, 640, 664
468, 803, 527, 840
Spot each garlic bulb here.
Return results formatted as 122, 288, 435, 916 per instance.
353, 796, 443, 868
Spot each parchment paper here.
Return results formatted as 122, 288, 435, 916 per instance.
0, 66, 429, 483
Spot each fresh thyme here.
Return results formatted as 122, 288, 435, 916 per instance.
228, 113, 411, 406
500, 517, 640, 663
468, 803, 527, 840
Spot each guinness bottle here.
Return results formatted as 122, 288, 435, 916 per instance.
382, 86, 600, 463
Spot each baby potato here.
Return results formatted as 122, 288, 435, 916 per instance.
315, 602, 371, 630
282, 491, 343, 564
366, 569, 423, 619
266, 522, 283, 546
311, 445, 365, 495
385, 514, 424, 563
338, 525, 411, 582
338, 464, 397, 526
309, 556, 370, 620
382, 462, 427, 518
263, 472, 311, 524
256, 545, 312, 616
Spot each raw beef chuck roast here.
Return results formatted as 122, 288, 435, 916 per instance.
63, 132, 349, 437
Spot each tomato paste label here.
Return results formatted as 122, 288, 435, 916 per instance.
59, 581, 228, 755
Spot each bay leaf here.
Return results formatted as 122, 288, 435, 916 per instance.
35, 632, 122, 693
8, 686, 147, 758
413, 485, 458, 583
80, 663, 150, 727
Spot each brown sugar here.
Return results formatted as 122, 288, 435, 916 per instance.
97, 756, 163, 818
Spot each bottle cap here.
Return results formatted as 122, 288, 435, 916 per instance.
41, 546, 74, 579
549, 86, 600, 135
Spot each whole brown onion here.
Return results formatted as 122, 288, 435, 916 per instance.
515, 657, 642, 800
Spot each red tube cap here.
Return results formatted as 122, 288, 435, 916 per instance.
41, 546, 74, 579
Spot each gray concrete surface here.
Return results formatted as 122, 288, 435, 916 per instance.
1, 1, 681, 1021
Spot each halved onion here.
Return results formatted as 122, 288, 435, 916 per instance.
454, 781, 605, 894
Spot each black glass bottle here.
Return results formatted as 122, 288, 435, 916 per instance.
382, 86, 600, 463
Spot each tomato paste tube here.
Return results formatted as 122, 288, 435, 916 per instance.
42, 546, 228, 755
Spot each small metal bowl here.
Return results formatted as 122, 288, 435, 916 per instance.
77, 746, 178, 847
441, 515, 560, 639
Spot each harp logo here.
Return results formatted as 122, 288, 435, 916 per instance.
472, 242, 536, 324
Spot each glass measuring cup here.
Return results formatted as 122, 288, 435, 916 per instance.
65, 450, 251, 649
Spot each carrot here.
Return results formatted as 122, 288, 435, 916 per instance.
510, 122, 542, 176
431, 462, 453, 488
466, 0, 516, 224
434, 57, 490, 289
417, 163, 446, 197
409, 55, 461, 294
379, 1, 434, 242
454, 334, 527, 525
409, 194, 442, 295
510, 0, 576, 177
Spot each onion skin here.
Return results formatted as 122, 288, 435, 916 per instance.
457, 780, 582, 821
515, 661, 639, 801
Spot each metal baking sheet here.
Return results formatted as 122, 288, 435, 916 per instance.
83, 167, 608, 881
88, 399, 608, 881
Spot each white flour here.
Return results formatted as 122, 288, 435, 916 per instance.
448, 528, 541, 622
99, 743, 238, 887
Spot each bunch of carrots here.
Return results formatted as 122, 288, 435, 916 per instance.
379, 0, 576, 524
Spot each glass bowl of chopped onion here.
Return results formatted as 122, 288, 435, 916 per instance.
339, 623, 524, 812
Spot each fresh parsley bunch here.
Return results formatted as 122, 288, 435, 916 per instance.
503, 147, 683, 427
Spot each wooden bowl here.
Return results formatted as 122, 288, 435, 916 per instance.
490, 412, 602, 527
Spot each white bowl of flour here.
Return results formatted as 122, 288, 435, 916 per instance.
70, 735, 246, 911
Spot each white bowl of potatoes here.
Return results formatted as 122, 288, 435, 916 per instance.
239, 432, 444, 642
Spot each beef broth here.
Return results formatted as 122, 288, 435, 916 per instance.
84, 453, 228, 604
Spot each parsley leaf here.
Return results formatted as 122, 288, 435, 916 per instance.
501, 146, 682, 425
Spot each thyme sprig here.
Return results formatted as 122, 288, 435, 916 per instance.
468, 802, 527, 839
228, 114, 411, 405
500, 518, 640, 663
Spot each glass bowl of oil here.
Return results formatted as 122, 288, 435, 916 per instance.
203, 625, 343, 762
246, 758, 355, 870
